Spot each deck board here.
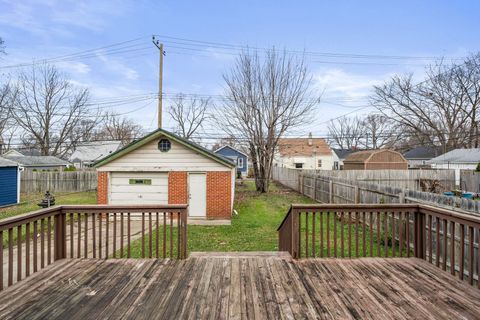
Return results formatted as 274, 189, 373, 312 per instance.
1, 256, 480, 320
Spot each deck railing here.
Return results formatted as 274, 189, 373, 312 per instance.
278, 203, 480, 288
0, 204, 188, 291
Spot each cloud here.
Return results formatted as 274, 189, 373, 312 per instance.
0, 0, 130, 36
56, 61, 91, 75
96, 52, 139, 80
314, 68, 386, 101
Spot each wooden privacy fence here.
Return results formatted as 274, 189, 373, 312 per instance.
461, 170, 480, 193
278, 203, 480, 288
272, 167, 455, 191
21, 170, 97, 193
0, 204, 188, 291
273, 167, 480, 215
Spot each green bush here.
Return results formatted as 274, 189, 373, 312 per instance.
476, 162, 480, 172
63, 166, 76, 172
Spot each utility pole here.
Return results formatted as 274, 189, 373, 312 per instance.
152, 36, 165, 128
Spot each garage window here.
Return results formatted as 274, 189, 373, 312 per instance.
158, 139, 171, 152
129, 179, 152, 185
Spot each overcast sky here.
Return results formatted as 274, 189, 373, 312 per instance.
1, 0, 479, 142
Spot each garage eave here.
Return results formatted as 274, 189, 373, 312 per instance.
93, 128, 235, 169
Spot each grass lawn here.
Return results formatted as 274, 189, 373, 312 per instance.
0, 191, 97, 220
124, 180, 317, 257
125, 180, 405, 257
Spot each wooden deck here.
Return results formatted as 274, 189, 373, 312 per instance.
1, 255, 480, 319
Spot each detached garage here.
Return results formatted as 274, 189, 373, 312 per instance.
94, 128, 236, 219
0, 157, 20, 207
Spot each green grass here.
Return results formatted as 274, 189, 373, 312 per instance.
124, 180, 316, 257
0, 191, 97, 246
0, 191, 97, 221
124, 180, 410, 258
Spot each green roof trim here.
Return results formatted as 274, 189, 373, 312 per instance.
93, 128, 235, 168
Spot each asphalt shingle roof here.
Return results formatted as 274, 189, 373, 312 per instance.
3, 155, 70, 167
428, 148, 480, 164
69, 141, 122, 163
0, 157, 18, 167
403, 147, 442, 160
332, 149, 356, 160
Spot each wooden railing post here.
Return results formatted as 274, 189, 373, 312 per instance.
414, 209, 425, 259
180, 207, 188, 259
54, 211, 67, 260
354, 186, 360, 204
291, 209, 300, 259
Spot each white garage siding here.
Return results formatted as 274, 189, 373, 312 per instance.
98, 138, 228, 172
110, 172, 168, 204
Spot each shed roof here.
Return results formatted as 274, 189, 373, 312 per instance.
428, 148, 480, 164
70, 141, 122, 163
94, 128, 235, 168
277, 138, 331, 157
3, 155, 70, 167
344, 149, 406, 163
0, 157, 18, 168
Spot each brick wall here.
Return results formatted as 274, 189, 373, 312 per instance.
168, 171, 188, 204
206, 171, 232, 219
97, 172, 108, 204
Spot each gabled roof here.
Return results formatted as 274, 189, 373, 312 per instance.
277, 138, 331, 157
0, 157, 18, 168
403, 146, 442, 160
3, 155, 70, 167
214, 145, 249, 158
332, 149, 356, 160
3, 149, 41, 156
428, 148, 480, 164
93, 128, 235, 168
70, 141, 122, 163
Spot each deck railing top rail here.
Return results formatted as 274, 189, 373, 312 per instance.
278, 202, 480, 289
1, 203, 188, 291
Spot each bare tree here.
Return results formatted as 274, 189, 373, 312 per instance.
0, 81, 19, 151
95, 112, 143, 146
360, 114, 400, 149
168, 94, 210, 140
327, 115, 364, 149
219, 49, 318, 192
12, 64, 97, 156
372, 54, 480, 151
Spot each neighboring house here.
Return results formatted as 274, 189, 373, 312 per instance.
214, 146, 248, 177
94, 128, 236, 220
274, 134, 334, 170
343, 149, 408, 170
331, 149, 356, 170
69, 141, 122, 168
0, 157, 20, 207
2, 149, 41, 157
3, 153, 70, 171
403, 146, 442, 168
428, 148, 480, 185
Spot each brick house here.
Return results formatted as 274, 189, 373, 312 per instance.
94, 128, 236, 219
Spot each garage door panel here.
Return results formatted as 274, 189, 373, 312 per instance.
110, 172, 168, 205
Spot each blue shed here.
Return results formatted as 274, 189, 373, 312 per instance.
214, 146, 248, 177
0, 157, 20, 207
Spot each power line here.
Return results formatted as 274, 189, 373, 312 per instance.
154, 34, 465, 61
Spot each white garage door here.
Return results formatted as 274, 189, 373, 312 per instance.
110, 172, 168, 204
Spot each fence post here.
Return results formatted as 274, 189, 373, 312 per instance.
313, 175, 317, 201
398, 191, 405, 203
329, 180, 334, 204
354, 186, 360, 204
54, 210, 66, 260
291, 208, 300, 259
